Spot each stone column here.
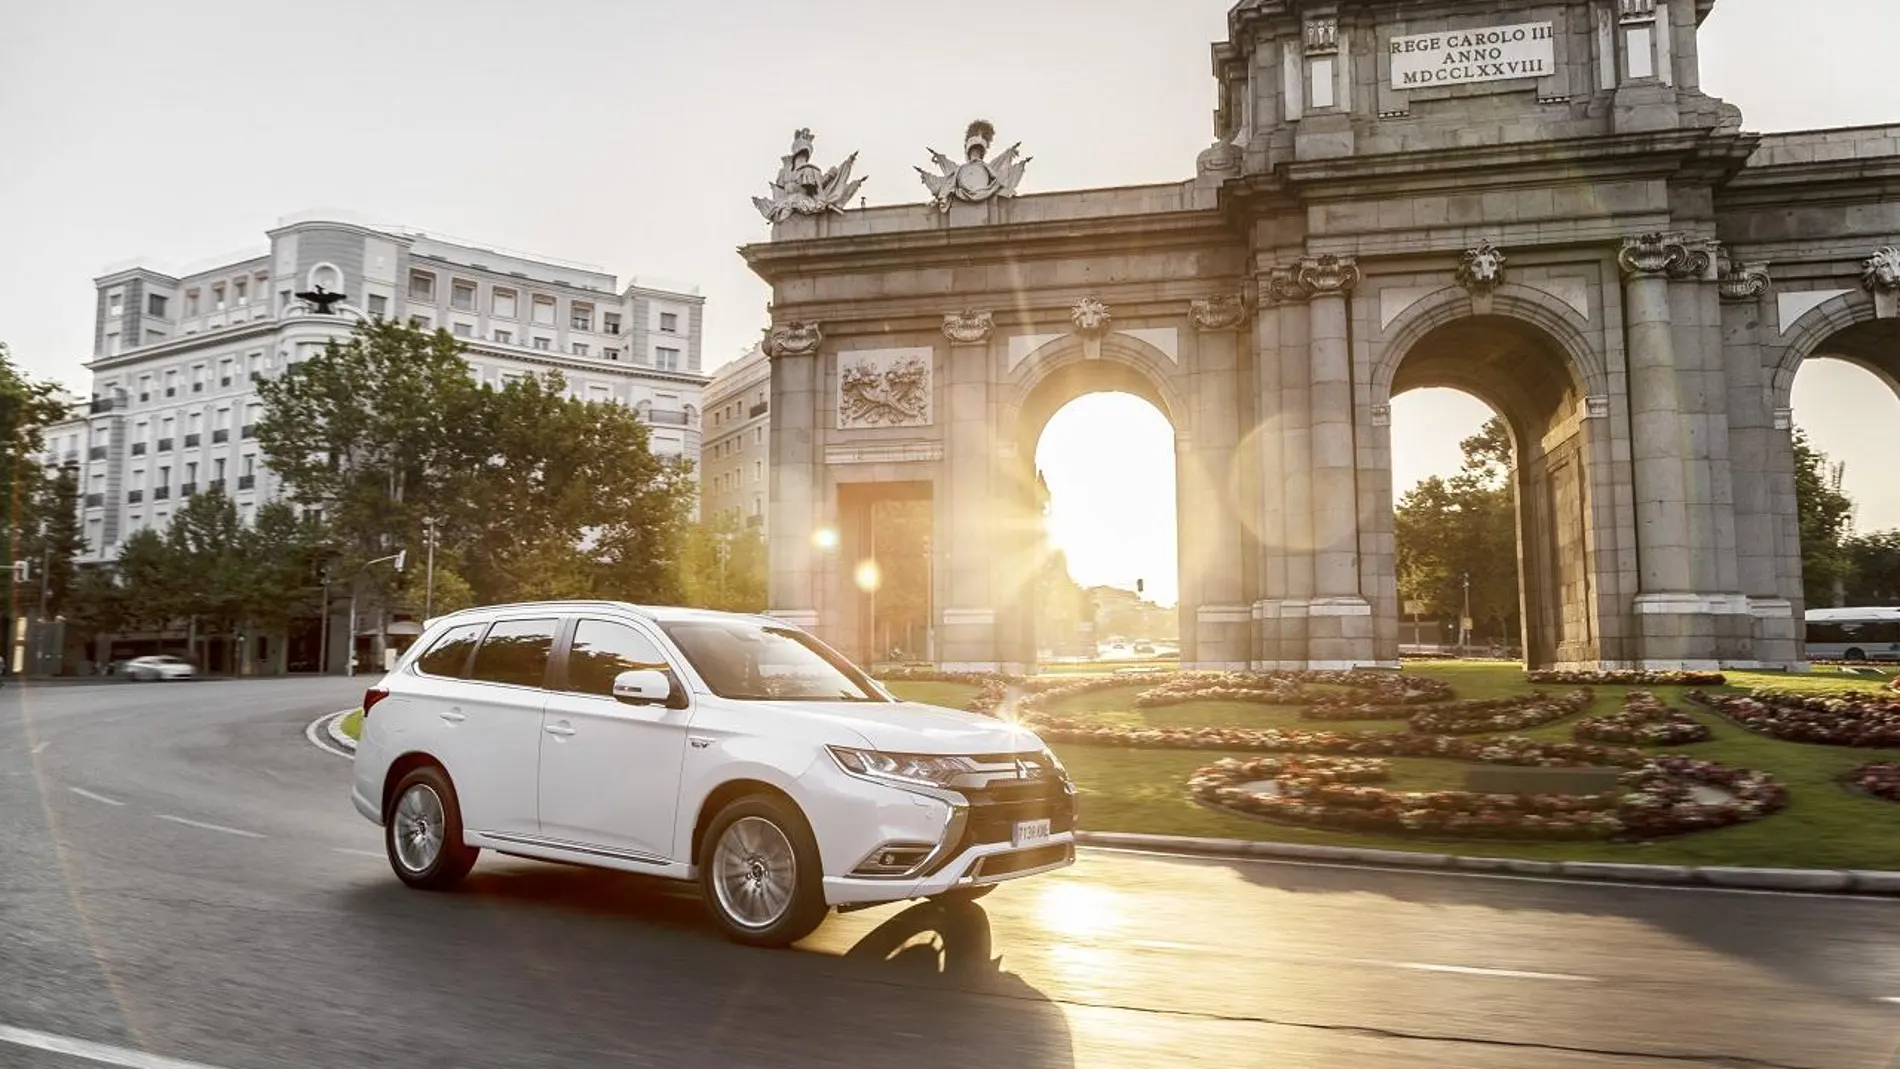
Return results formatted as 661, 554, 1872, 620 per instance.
1185, 294, 1253, 669
937, 318, 1003, 672
764, 321, 824, 633
1253, 266, 1312, 669
1718, 256, 1796, 668
1300, 254, 1373, 667
1618, 234, 1747, 669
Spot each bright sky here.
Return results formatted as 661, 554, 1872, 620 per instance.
3, 1, 1896, 601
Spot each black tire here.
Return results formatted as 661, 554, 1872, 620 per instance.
1847, 648, 1868, 663
384, 765, 479, 890
697, 794, 829, 948
931, 884, 996, 903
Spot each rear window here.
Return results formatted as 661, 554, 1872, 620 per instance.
416, 623, 485, 678
467, 618, 558, 688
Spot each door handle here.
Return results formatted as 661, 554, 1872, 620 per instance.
545, 722, 576, 738
440, 709, 467, 724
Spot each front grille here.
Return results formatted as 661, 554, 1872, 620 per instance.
962, 778, 1075, 846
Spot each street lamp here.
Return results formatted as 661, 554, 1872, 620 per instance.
346, 550, 406, 678
1461, 572, 1472, 654
421, 516, 440, 621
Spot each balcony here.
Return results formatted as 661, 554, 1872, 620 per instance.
240, 424, 255, 439
749, 400, 769, 418
127, 489, 143, 504
237, 474, 256, 491
181, 482, 197, 497
131, 442, 147, 456
89, 396, 119, 414
212, 429, 229, 443
84, 493, 105, 508
209, 478, 225, 491
153, 486, 170, 500
184, 433, 201, 447
88, 445, 107, 461
157, 437, 174, 452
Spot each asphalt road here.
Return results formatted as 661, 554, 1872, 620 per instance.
4, 678, 1900, 1069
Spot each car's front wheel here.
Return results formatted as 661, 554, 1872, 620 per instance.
385, 766, 479, 890
699, 794, 828, 948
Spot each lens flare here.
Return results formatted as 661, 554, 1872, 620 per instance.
853, 559, 882, 592
812, 526, 840, 550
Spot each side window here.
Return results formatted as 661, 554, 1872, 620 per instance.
416, 623, 484, 678
565, 619, 671, 697
467, 618, 558, 688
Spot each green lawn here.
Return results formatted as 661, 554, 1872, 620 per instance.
884, 664, 1900, 870
338, 709, 363, 741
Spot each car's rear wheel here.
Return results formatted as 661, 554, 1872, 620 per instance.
385, 766, 478, 890
1847, 648, 1868, 663
699, 795, 828, 948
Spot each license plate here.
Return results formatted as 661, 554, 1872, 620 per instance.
1012, 818, 1051, 847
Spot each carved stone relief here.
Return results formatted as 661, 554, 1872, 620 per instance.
764, 320, 823, 359
941, 310, 995, 345
752, 129, 865, 223
1189, 294, 1250, 331
838, 348, 933, 430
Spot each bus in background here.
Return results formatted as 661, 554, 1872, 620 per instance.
1805, 607, 1900, 662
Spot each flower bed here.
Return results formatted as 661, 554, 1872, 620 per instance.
1527, 669, 1726, 687
1133, 671, 1454, 711
1688, 688, 1900, 747
1849, 762, 1900, 802
1572, 691, 1713, 746
1190, 751, 1785, 842
1405, 689, 1593, 735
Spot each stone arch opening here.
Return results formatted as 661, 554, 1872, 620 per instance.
1002, 346, 1187, 667
1377, 313, 1599, 668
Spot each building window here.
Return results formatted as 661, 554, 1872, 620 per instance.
450, 279, 476, 311
410, 315, 431, 330
278, 289, 292, 312
572, 342, 588, 357
754, 460, 763, 483
755, 426, 763, 445
451, 322, 472, 338
219, 358, 233, 386
656, 346, 680, 370
147, 294, 167, 317
533, 336, 551, 351
184, 290, 199, 317
212, 284, 226, 311
492, 288, 517, 318
603, 312, 621, 335
106, 333, 121, 356
532, 295, 556, 326
234, 278, 248, 305
409, 270, 436, 301
107, 292, 123, 316
367, 293, 387, 316
494, 329, 513, 344
604, 347, 620, 361
659, 312, 679, 334
588, 384, 611, 404
241, 455, 255, 477
570, 303, 593, 331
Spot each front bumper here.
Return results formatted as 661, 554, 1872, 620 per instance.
823, 834, 1076, 905
800, 752, 1078, 907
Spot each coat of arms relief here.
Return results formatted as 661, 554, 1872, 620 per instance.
837, 349, 933, 430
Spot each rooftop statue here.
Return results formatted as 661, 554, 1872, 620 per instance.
917, 120, 1029, 213
753, 129, 866, 223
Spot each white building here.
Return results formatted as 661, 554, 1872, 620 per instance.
699, 344, 770, 534
52, 213, 708, 563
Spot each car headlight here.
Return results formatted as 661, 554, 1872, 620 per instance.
828, 746, 977, 789
1040, 746, 1069, 778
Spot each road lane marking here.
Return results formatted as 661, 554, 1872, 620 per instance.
1878, 997, 1900, 1004
154, 814, 265, 839
31, 740, 49, 754
68, 786, 126, 807
1395, 962, 1599, 983
304, 711, 354, 759
332, 847, 385, 859
0, 1022, 230, 1069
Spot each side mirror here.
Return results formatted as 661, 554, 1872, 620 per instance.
612, 668, 673, 706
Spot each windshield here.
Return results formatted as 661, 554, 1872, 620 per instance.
660, 619, 886, 702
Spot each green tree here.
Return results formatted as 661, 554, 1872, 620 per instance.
22, 463, 87, 616
115, 528, 180, 634
65, 566, 127, 671
1844, 530, 1900, 605
677, 513, 767, 613
165, 486, 248, 660
1394, 416, 1520, 645
1793, 427, 1854, 609
238, 501, 331, 671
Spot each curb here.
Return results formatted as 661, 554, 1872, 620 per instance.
1072, 831, 1900, 895
326, 711, 358, 753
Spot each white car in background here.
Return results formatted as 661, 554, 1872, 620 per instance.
350, 601, 1077, 947
124, 655, 195, 681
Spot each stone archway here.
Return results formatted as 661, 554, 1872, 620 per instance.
1365, 311, 1608, 668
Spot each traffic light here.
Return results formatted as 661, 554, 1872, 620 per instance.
393, 550, 407, 572
11, 561, 27, 583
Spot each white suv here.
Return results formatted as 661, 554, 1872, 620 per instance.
350, 601, 1076, 946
